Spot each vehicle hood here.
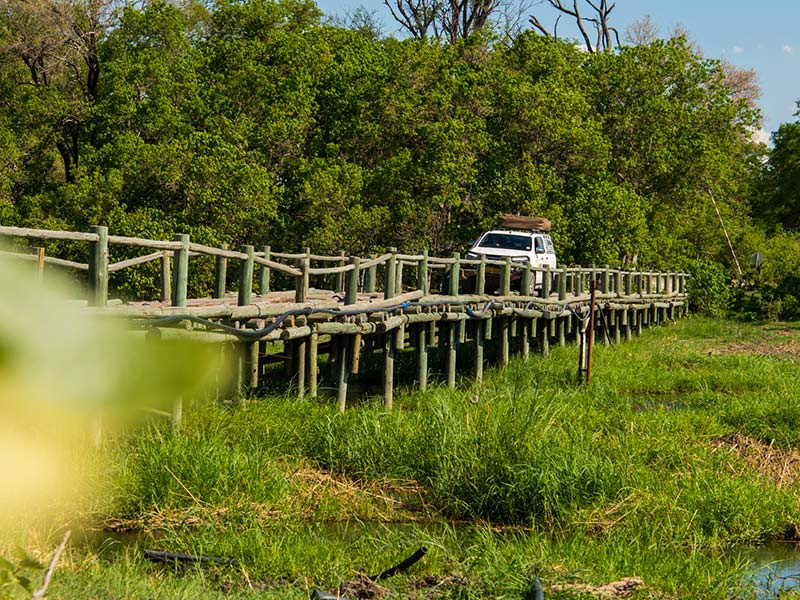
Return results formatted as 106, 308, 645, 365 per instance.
468, 247, 530, 260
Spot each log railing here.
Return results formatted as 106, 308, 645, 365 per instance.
0, 225, 688, 309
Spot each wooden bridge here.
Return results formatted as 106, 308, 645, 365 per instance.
0, 225, 688, 413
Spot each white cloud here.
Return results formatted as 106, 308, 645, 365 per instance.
783, 44, 794, 54
732, 46, 745, 54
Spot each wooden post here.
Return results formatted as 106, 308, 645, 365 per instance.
36, 247, 45, 283
477, 255, 486, 295
540, 266, 551, 299
88, 225, 109, 307
171, 233, 189, 308
501, 257, 511, 297
539, 319, 549, 357
474, 319, 485, 383
335, 250, 346, 293
385, 247, 397, 300
417, 323, 428, 391
521, 318, 530, 360
417, 249, 429, 295
259, 245, 271, 295
337, 338, 349, 413
236, 248, 259, 397
365, 255, 377, 293
295, 254, 310, 303
500, 317, 510, 366
384, 332, 396, 409
214, 243, 228, 299
447, 321, 457, 389
238, 245, 254, 306
160, 251, 171, 303
624, 309, 632, 342
248, 339, 260, 395
449, 252, 460, 296
558, 317, 566, 347
522, 262, 532, 296
558, 268, 567, 301
586, 281, 597, 382
296, 331, 306, 400
309, 327, 319, 398
396, 258, 404, 294
345, 256, 360, 305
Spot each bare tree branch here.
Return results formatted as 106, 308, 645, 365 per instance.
530, 0, 617, 52
32, 530, 71, 600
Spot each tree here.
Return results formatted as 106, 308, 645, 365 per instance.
758, 107, 800, 231
0, 0, 112, 182
384, 0, 500, 43
529, 0, 619, 53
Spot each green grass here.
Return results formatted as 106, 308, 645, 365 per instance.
14, 316, 800, 598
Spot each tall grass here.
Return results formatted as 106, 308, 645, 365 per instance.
72, 316, 800, 598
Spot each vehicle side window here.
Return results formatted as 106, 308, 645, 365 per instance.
534, 236, 545, 254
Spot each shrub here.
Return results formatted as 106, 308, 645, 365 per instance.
686, 260, 732, 315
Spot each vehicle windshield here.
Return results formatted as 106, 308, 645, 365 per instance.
478, 233, 531, 251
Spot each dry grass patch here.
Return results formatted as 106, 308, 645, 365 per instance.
705, 326, 799, 360
712, 433, 800, 488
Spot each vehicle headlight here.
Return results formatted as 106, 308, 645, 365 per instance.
511, 257, 529, 263
465, 251, 479, 260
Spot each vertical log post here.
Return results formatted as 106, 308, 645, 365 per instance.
449, 252, 460, 296
36, 247, 45, 283
309, 327, 319, 398
417, 322, 428, 391
292, 253, 310, 399
477, 254, 486, 295
365, 255, 377, 293
238, 245, 254, 306
88, 225, 109, 307
160, 250, 171, 303
214, 243, 228, 299
501, 257, 511, 296
259, 245, 271, 296
384, 247, 397, 300
539, 317, 550, 357
238, 245, 258, 396
521, 317, 530, 360
447, 318, 457, 389
171, 233, 189, 308
522, 262, 532, 297
540, 266, 551, 299
474, 318, 485, 383
335, 250, 346, 293
336, 256, 361, 411
396, 258, 404, 294
417, 249, 429, 295
384, 333, 395, 410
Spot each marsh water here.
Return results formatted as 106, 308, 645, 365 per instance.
744, 542, 800, 598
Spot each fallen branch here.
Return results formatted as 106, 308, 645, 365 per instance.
32, 530, 71, 600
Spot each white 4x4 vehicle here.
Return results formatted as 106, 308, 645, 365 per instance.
464, 223, 557, 293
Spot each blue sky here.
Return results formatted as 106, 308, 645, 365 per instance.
315, 0, 800, 138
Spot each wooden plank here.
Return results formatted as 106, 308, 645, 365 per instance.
0, 225, 98, 242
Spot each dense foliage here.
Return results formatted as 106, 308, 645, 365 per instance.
0, 0, 797, 314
